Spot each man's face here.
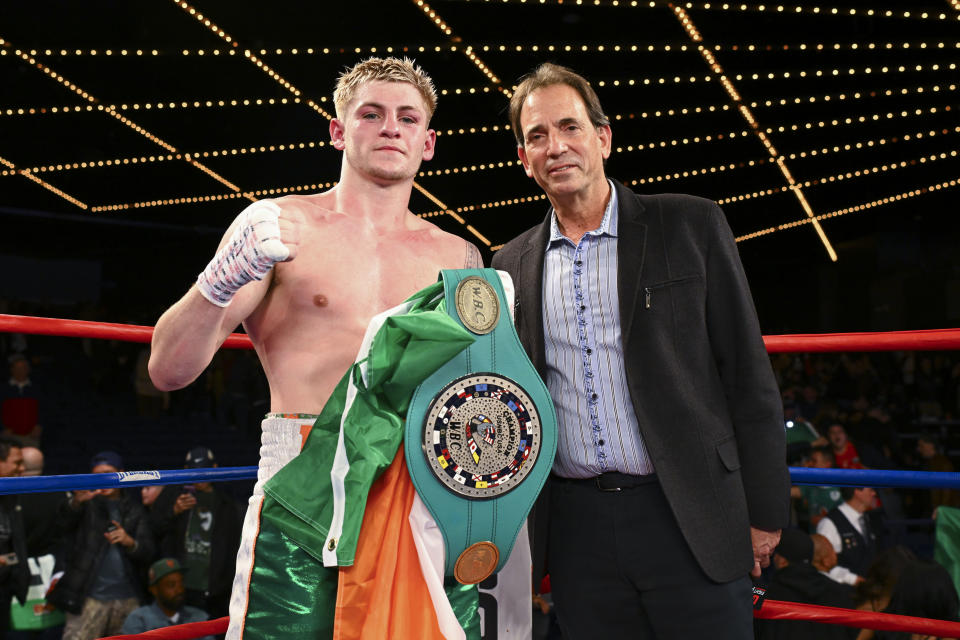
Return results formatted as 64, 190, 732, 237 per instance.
827, 425, 847, 449
855, 487, 878, 510
10, 360, 29, 382
141, 485, 162, 506
917, 439, 936, 459
331, 80, 435, 184
0, 447, 23, 478
92, 463, 121, 497
516, 83, 611, 202
812, 536, 838, 571
150, 571, 186, 612
809, 451, 832, 469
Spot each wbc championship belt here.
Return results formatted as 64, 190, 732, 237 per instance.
405, 268, 557, 585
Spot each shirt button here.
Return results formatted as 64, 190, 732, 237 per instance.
591, 393, 598, 400
575, 260, 582, 266
580, 305, 586, 311
598, 439, 605, 446
586, 348, 593, 355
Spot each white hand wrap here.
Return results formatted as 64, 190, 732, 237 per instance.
196, 200, 290, 307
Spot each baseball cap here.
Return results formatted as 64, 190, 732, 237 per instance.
148, 558, 186, 585
90, 450, 124, 471
775, 528, 813, 565
185, 446, 216, 469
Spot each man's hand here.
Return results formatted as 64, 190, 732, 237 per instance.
173, 492, 198, 515
70, 488, 105, 508
196, 200, 303, 307
750, 527, 781, 577
104, 520, 135, 549
532, 593, 551, 615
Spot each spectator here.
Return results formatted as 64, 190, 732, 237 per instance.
47, 451, 155, 640
0, 437, 29, 636
785, 416, 827, 467
875, 559, 959, 640
120, 558, 212, 639
792, 446, 844, 530
19, 448, 42, 478
149, 447, 241, 620
19, 446, 68, 560
797, 385, 823, 424
828, 423, 865, 469
0, 355, 42, 447
915, 434, 960, 516
854, 546, 918, 640
817, 486, 880, 585
811, 533, 840, 576
11, 445, 66, 640
756, 528, 855, 640
140, 486, 163, 510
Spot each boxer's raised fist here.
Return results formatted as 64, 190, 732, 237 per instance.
196, 200, 295, 307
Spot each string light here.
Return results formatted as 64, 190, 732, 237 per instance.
418, 193, 548, 219
768, 104, 953, 135
751, 83, 959, 109
0, 154, 88, 209
11, 40, 957, 58
420, 160, 520, 177
716, 149, 959, 205
3, 141, 330, 177
2, 43, 250, 204
91, 181, 340, 212
411, 0, 508, 96
786, 126, 960, 161
736, 177, 960, 242
728, 62, 957, 83
630, 159, 767, 186
431, 61, 955, 98
671, 4, 836, 261
171, 0, 333, 120
464, 0, 958, 22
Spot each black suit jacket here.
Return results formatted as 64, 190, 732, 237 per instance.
491, 179, 790, 583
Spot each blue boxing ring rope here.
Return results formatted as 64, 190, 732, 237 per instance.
2, 465, 960, 495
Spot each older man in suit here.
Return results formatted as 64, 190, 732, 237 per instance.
491, 63, 790, 638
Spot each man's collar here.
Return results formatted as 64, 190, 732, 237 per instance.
546, 179, 618, 248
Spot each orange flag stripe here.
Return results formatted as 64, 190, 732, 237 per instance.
333, 445, 447, 640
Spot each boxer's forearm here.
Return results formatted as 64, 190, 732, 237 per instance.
149, 283, 261, 390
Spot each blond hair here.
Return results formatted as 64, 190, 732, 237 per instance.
333, 57, 437, 121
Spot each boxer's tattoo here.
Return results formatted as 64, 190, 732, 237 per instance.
464, 241, 483, 268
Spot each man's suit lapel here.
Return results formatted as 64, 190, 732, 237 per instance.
614, 180, 648, 344
517, 214, 551, 375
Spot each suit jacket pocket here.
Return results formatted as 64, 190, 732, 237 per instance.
716, 436, 741, 472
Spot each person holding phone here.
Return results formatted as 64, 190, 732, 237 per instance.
149, 447, 242, 622
47, 451, 155, 640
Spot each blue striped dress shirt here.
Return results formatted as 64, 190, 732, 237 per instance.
542, 181, 654, 478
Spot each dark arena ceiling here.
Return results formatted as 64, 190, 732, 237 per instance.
2, 1, 959, 331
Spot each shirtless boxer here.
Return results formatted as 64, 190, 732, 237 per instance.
149, 58, 483, 638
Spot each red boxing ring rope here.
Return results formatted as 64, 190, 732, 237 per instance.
0, 314, 254, 349
97, 601, 960, 640
756, 600, 960, 636
101, 616, 227, 639
4, 313, 960, 352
